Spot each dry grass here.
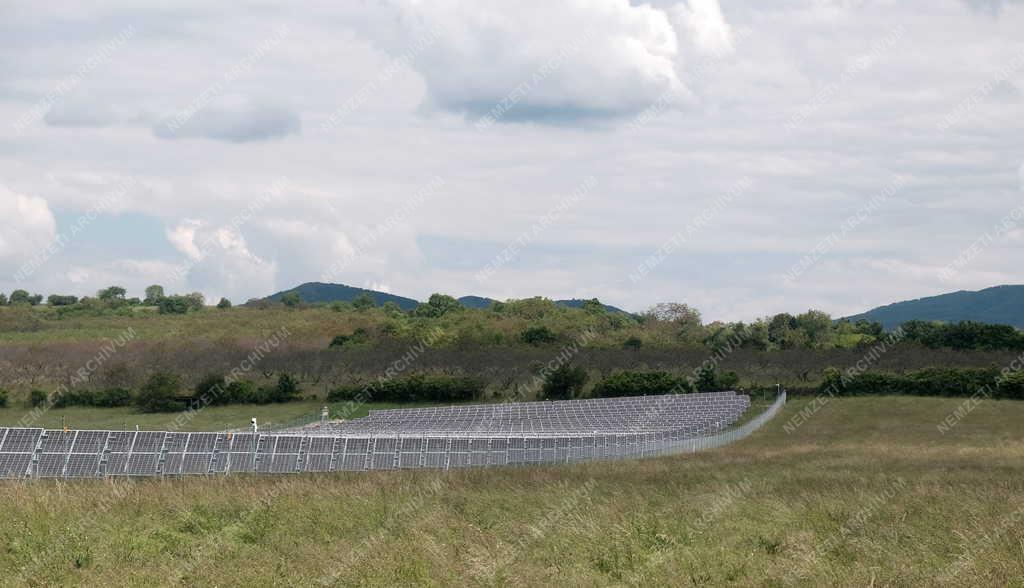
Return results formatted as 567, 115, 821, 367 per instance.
1, 396, 1022, 586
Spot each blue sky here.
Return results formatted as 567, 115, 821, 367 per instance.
1, 0, 1022, 320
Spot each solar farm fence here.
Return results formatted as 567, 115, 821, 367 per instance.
0, 392, 784, 480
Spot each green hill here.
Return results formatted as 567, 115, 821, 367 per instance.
844, 284, 1024, 330
264, 282, 420, 310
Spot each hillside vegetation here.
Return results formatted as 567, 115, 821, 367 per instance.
845, 284, 1024, 329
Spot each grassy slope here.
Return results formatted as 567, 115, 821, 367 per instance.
1, 396, 1022, 586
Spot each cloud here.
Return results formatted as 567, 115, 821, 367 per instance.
672, 0, 735, 57
0, 185, 57, 275
153, 94, 300, 142
165, 221, 278, 302
392, 0, 689, 123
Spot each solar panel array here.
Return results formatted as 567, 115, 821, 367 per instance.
0, 391, 785, 480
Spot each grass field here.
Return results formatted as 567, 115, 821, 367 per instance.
1, 396, 1022, 586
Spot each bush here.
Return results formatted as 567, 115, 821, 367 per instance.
997, 369, 1024, 400
592, 371, 693, 398
158, 296, 191, 315
216, 297, 232, 309
328, 375, 486, 403
267, 373, 301, 403
541, 365, 587, 400
30, 389, 48, 407
136, 372, 182, 413
622, 337, 643, 351
329, 328, 370, 348
520, 326, 558, 346
194, 374, 229, 405
694, 366, 740, 392
819, 367, 1014, 398
0, 389, 7, 408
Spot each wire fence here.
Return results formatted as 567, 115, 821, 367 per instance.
0, 392, 785, 480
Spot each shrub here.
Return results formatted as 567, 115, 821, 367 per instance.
592, 371, 693, 398
30, 389, 48, 408
216, 297, 232, 309
622, 337, 643, 351
329, 328, 370, 348
694, 366, 740, 392
194, 374, 228, 405
267, 373, 301, 403
520, 326, 557, 346
281, 292, 301, 308
0, 389, 7, 408
328, 375, 485, 403
47, 294, 79, 306
541, 365, 587, 400
819, 367, 1010, 398
997, 369, 1024, 400
158, 296, 191, 315
136, 372, 182, 413
414, 293, 462, 318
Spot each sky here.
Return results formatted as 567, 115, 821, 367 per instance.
1, 0, 1022, 321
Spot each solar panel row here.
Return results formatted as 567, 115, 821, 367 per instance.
0, 392, 779, 480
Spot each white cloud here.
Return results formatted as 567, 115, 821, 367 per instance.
672, 0, 735, 57
0, 185, 57, 275
392, 0, 687, 121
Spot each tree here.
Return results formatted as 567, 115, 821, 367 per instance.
581, 298, 605, 314
520, 325, 557, 345
414, 293, 462, 318
646, 302, 702, 325
144, 285, 165, 305
796, 310, 835, 348
194, 374, 227, 405
351, 293, 376, 310
158, 295, 190, 314
281, 292, 301, 308
0, 293, 6, 305
184, 292, 205, 311
8, 290, 31, 305
541, 364, 588, 400
47, 294, 79, 306
216, 297, 232, 309
136, 372, 182, 413
27, 294, 42, 306
622, 336, 643, 351
97, 286, 127, 301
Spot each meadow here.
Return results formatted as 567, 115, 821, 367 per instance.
1, 395, 1021, 586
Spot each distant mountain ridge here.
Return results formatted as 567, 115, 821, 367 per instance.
844, 285, 1024, 330
264, 282, 420, 310
262, 283, 628, 313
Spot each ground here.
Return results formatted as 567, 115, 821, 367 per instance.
0, 396, 1022, 586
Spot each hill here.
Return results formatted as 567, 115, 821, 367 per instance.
263, 282, 420, 310
844, 284, 1024, 330
458, 295, 626, 313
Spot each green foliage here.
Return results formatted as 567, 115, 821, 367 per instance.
144, 285, 165, 305
157, 295, 198, 315
9, 290, 32, 305
414, 293, 462, 318
328, 375, 485, 403
329, 328, 369, 348
591, 371, 693, 398
136, 372, 183, 413
97, 286, 127, 301
52, 388, 132, 409
351, 293, 375, 310
694, 365, 740, 392
269, 373, 301, 403
520, 325, 558, 346
47, 294, 79, 306
0, 293, 6, 305
622, 336, 643, 351
30, 389, 48, 407
901, 320, 1024, 350
281, 292, 301, 308
541, 364, 588, 400
820, 366, 1022, 399
0, 388, 7, 408
581, 298, 605, 314
216, 297, 232, 309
